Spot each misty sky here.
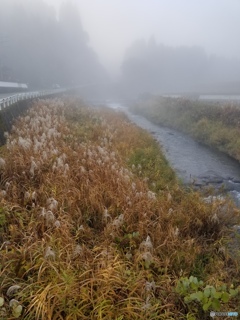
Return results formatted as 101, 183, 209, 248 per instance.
45, 0, 240, 75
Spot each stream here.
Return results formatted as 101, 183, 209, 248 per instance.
106, 102, 240, 206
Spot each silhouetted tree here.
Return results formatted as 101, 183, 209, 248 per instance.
120, 37, 240, 97
0, 0, 107, 89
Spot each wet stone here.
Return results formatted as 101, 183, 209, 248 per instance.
233, 178, 240, 183
208, 177, 224, 184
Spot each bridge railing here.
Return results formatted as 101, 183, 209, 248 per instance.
0, 88, 67, 111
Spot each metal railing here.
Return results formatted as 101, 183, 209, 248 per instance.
0, 88, 67, 111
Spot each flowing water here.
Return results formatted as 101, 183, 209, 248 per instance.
106, 102, 240, 206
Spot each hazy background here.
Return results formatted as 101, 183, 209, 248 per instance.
1, 0, 240, 97
47, 0, 240, 76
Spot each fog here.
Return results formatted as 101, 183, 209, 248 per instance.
1, 0, 240, 96
0, 0, 108, 90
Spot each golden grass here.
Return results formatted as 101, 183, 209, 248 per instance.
0, 97, 239, 319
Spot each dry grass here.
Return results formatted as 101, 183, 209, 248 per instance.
0, 97, 239, 319
130, 96, 240, 162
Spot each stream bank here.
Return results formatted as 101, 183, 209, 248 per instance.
106, 102, 240, 206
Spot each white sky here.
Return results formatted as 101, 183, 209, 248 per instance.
46, 0, 240, 75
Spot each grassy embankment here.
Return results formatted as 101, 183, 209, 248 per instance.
130, 96, 240, 162
0, 97, 239, 319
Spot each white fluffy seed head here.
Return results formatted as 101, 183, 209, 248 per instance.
47, 197, 58, 211
45, 210, 55, 226
112, 214, 124, 228
211, 213, 219, 224
72, 244, 83, 258
145, 281, 156, 292
0, 190, 6, 198
103, 208, 112, 222
30, 160, 37, 176
5, 182, 10, 191
24, 191, 31, 201
0, 158, 6, 169
31, 191, 37, 201
39, 207, 47, 218
44, 246, 56, 260
147, 191, 156, 200
141, 296, 151, 310
173, 227, 179, 237
141, 252, 153, 264
140, 235, 153, 252
54, 220, 61, 228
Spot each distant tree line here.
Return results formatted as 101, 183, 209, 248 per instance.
0, 0, 107, 89
119, 37, 240, 97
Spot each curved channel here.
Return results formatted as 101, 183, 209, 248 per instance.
107, 102, 240, 205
